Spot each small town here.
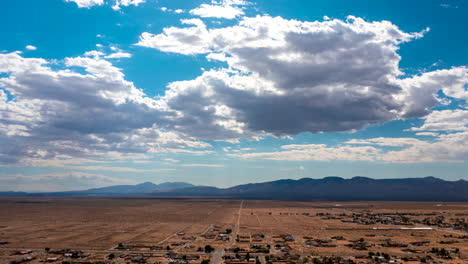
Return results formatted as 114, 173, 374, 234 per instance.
2, 200, 467, 264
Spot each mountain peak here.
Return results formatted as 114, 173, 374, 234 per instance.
322, 176, 345, 181
136, 182, 157, 187
422, 176, 444, 182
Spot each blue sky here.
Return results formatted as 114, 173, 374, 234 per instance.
0, 0, 467, 191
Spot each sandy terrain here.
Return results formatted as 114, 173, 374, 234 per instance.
0, 198, 466, 264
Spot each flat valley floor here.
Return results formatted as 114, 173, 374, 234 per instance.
0, 197, 467, 263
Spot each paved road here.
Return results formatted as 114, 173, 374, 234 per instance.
0, 247, 210, 255
211, 200, 243, 264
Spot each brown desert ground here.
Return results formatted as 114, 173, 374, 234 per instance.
0, 197, 467, 264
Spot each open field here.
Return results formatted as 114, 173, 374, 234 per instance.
0, 197, 467, 264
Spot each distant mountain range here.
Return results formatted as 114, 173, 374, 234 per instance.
62, 182, 195, 195
1, 177, 467, 201
0, 182, 194, 196
68, 181, 195, 195
156, 176, 468, 201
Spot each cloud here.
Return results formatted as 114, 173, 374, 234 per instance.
0, 172, 133, 192
84, 50, 105, 57
231, 132, 468, 163
66, 165, 176, 172
409, 109, 468, 132
65, 0, 104, 8
104, 52, 132, 59
0, 52, 210, 165
1, 15, 467, 167
383, 132, 468, 163
346, 137, 425, 147
230, 144, 382, 161
64, 0, 144, 10
160, 7, 185, 14
138, 19, 212, 55
25, 45, 37, 51
415, 132, 439, 137
440, 3, 458, 9
112, 0, 146, 10
190, 0, 248, 19
138, 16, 467, 139
84, 48, 132, 59
180, 164, 225, 167
395, 67, 468, 118
163, 158, 180, 163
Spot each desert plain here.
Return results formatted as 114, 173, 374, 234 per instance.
0, 197, 467, 264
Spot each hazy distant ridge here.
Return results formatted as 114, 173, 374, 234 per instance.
156, 176, 468, 201
76, 182, 195, 195
1, 177, 467, 201
18, 182, 195, 196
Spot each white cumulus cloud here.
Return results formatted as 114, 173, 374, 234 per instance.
105, 52, 132, 59
25, 45, 37, 51
0, 51, 211, 165
190, 0, 247, 19
65, 0, 104, 8
138, 16, 467, 139
112, 0, 146, 10
1, 15, 467, 166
